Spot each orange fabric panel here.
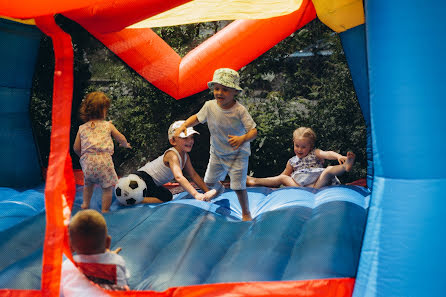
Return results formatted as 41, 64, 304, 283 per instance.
63, 0, 193, 34
179, 1, 316, 98
94, 28, 181, 97
35, 15, 76, 297
90, 0, 316, 99
104, 278, 355, 297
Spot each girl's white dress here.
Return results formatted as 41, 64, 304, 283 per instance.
289, 150, 340, 186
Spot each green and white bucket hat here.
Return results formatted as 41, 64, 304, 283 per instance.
207, 68, 243, 92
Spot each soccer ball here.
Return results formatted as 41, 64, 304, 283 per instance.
114, 174, 147, 206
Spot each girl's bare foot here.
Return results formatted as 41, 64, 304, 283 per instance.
246, 176, 256, 187
344, 152, 356, 172
81, 203, 89, 209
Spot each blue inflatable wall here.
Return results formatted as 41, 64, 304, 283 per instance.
0, 186, 369, 291
0, 19, 42, 188
339, 24, 372, 189
353, 1, 446, 297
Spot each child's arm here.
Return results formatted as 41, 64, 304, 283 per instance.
228, 127, 258, 149
315, 149, 346, 164
280, 161, 294, 176
73, 131, 81, 157
110, 122, 131, 148
164, 151, 208, 201
175, 114, 200, 137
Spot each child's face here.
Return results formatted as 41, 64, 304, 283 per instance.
294, 137, 312, 159
172, 135, 195, 153
213, 83, 237, 109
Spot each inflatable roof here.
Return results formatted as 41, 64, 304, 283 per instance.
1, 0, 446, 296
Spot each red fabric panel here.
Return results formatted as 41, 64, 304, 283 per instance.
104, 278, 355, 297
35, 15, 76, 297
0, 290, 42, 297
89, 0, 316, 99
346, 178, 367, 187
77, 262, 118, 284
64, 0, 193, 34
0, 0, 191, 23
0, 0, 106, 19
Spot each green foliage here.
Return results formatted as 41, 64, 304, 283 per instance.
90, 70, 209, 176
30, 18, 367, 183
29, 36, 53, 167
240, 19, 367, 182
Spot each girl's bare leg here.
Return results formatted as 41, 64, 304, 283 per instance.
246, 174, 298, 187
235, 189, 252, 221
82, 184, 94, 209
142, 197, 164, 204
314, 152, 356, 188
101, 186, 113, 213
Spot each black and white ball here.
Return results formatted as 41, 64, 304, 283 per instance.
114, 174, 147, 205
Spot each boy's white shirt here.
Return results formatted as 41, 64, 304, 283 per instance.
196, 100, 256, 157
60, 252, 129, 297
138, 147, 186, 185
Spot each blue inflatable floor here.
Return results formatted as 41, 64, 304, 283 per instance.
0, 184, 370, 291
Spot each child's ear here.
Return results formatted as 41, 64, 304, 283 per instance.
105, 235, 111, 250
169, 138, 176, 146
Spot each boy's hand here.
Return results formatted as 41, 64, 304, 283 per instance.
203, 189, 217, 201
194, 193, 207, 201
108, 247, 122, 254
174, 125, 187, 137
194, 189, 217, 202
228, 134, 246, 149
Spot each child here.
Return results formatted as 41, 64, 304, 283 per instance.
175, 68, 257, 221
74, 92, 131, 213
247, 127, 355, 189
126, 120, 217, 203
60, 209, 130, 296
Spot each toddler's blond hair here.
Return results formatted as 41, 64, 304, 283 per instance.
293, 127, 317, 149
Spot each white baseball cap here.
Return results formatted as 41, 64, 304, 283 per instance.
168, 120, 200, 140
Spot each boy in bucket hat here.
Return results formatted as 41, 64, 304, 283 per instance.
175, 68, 257, 221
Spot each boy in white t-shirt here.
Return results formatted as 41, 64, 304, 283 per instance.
60, 209, 129, 296
176, 68, 257, 221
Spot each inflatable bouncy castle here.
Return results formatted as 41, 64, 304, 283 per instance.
0, 0, 445, 296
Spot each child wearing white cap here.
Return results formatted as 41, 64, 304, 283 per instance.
175, 68, 257, 221
126, 120, 217, 203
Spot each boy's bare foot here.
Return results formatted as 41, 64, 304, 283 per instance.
344, 151, 356, 172
81, 203, 89, 209
242, 213, 252, 221
102, 209, 109, 213
246, 176, 256, 187
203, 189, 217, 201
